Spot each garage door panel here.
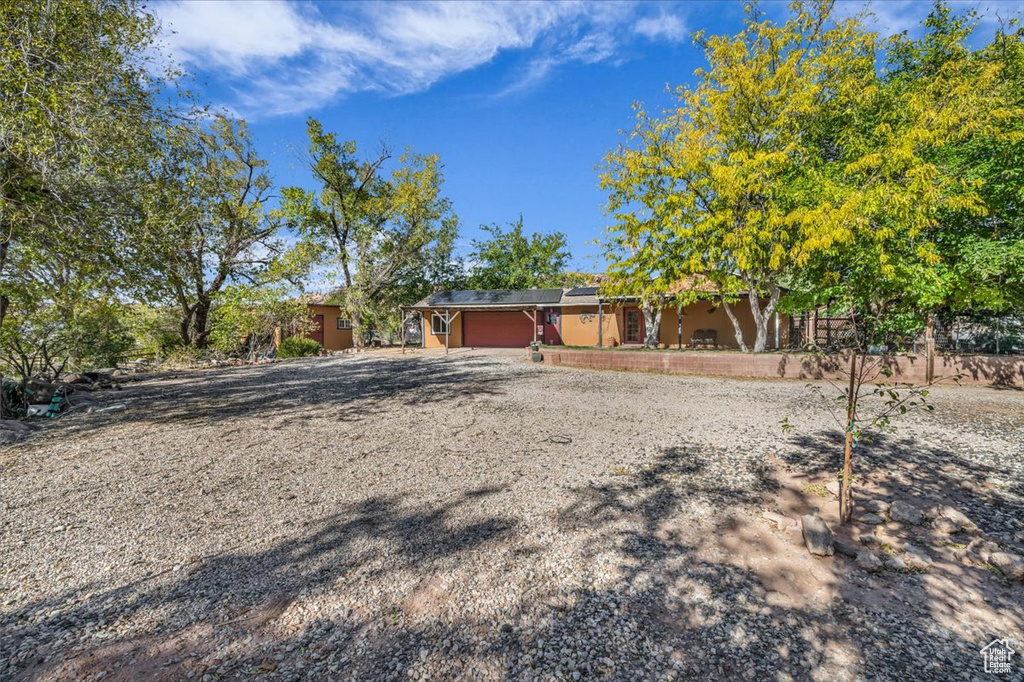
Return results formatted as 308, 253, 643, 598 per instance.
464, 312, 534, 347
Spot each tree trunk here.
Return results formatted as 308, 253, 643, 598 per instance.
179, 310, 194, 348
349, 306, 365, 349
192, 298, 212, 349
747, 282, 782, 353
641, 302, 662, 348
840, 351, 858, 525
721, 298, 749, 352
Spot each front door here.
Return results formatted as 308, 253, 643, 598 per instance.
309, 314, 325, 346
625, 308, 643, 344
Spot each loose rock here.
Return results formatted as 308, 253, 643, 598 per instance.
856, 549, 883, 572
801, 515, 834, 557
989, 553, 1024, 581
862, 500, 890, 513
889, 501, 923, 525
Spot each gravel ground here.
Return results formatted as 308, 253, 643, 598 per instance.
1, 349, 1023, 681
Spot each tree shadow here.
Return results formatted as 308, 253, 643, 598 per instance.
27, 354, 524, 440
4, 437, 1021, 680
3, 487, 517, 680
947, 354, 1024, 389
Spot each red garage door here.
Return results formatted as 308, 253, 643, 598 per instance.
463, 311, 534, 347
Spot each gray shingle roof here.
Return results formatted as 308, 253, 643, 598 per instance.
416, 289, 564, 308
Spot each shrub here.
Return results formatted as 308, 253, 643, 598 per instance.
277, 336, 322, 359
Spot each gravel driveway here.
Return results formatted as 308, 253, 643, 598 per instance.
2, 350, 1023, 681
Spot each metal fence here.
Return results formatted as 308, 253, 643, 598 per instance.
788, 313, 1022, 355
935, 316, 1023, 356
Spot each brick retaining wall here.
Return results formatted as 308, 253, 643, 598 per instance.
539, 349, 1024, 388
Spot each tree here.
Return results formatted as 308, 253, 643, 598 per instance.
913, 10, 1024, 316
602, 3, 880, 352
209, 285, 312, 362
0, 0, 166, 326
779, 2, 1015, 523
0, 0, 169, 417
467, 216, 571, 290
140, 115, 281, 348
282, 118, 459, 347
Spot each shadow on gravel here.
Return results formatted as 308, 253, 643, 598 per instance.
6, 436, 1021, 680
2, 487, 517, 681
783, 429, 1024, 543
54, 354, 521, 437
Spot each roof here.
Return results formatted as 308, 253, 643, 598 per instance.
407, 278, 770, 311
411, 289, 564, 309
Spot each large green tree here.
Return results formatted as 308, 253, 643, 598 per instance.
602, 3, 878, 352
467, 216, 571, 290
0, 0, 165, 326
139, 115, 282, 348
282, 119, 459, 347
786, 3, 1020, 335
601, 1, 1002, 352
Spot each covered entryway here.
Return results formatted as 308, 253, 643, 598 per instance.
464, 311, 535, 348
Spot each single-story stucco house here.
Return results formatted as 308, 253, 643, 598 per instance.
404, 287, 791, 350
302, 302, 355, 351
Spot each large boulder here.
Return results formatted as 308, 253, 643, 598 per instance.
801, 514, 835, 556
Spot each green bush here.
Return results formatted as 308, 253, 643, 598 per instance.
277, 336, 322, 359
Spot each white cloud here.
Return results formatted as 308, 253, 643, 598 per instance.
154, 0, 688, 116
634, 13, 687, 42
834, 0, 1019, 38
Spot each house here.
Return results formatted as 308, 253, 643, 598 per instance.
302, 301, 355, 351
404, 287, 790, 350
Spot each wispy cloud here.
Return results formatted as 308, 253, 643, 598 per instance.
834, 0, 1018, 37
634, 13, 687, 42
154, 0, 694, 117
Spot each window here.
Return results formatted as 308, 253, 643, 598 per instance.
337, 318, 352, 330
431, 312, 450, 335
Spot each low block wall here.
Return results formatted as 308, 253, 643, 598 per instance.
540, 349, 1024, 388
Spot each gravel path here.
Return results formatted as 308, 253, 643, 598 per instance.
1, 350, 1022, 681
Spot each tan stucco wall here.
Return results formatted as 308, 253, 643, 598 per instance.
565, 301, 787, 349
675, 301, 786, 349
560, 306, 624, 347
421, 309, 464, 349
307, 305, 354, 351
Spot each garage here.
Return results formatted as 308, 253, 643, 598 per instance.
463, 311, 535, 347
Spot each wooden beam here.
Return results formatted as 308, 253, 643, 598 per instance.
677, 304, 682, 350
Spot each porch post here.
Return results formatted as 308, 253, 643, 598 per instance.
925, 313, 935, 383
400, 308, 406, 354
774, 312, 780, 350
533, 309, 538, 344
445, 308, 450, 356
677, 304, 682, 350
598, 302, 603, 348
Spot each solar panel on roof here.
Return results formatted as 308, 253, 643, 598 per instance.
565, 286, 599, 297
425, 289, 563, 306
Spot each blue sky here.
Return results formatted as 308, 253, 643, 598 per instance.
153, 0, 1019, 282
